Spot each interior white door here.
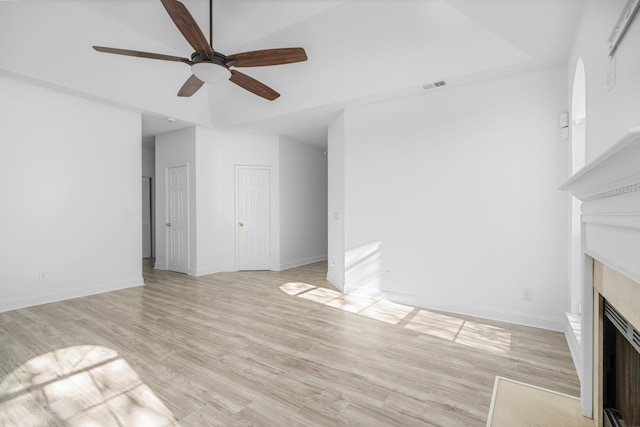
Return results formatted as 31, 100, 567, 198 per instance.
142, 176, 152, 258
166, 165, 188, 274
237, 167, 271, 270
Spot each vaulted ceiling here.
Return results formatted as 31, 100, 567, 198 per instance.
0, 0, 585, 146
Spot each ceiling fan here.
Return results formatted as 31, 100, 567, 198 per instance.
92, 0, 307, 100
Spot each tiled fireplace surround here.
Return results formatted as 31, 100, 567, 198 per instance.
561, 127, 640, 424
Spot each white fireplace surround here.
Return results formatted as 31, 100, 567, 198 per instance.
561, 127, 640, 419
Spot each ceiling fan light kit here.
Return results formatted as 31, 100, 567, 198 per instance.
191, 62, 231, 84
92, 0, 307, 100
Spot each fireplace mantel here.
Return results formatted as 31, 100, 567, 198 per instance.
561, 127, 640, 284
561, 127, 640, 422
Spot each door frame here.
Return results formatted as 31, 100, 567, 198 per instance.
235, 165, 272, 271
165, 163, 189, 273
142, 176, 153, 258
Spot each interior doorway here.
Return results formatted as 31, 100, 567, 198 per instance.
142, 176, 153, 258
166, 165, 189, 274
236, 166, 271, 270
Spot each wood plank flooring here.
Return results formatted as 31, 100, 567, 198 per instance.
0, 261, 580, 426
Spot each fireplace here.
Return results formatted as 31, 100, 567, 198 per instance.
561, 127, 640, 425
602, 300, 640, 427
593, 261, 640, 427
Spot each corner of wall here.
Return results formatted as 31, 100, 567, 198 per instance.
326, 271, 345, 292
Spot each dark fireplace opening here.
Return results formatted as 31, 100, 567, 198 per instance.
603, 302, 640, 427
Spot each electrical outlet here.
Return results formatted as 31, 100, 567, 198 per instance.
521, 288, 533, 301
39, 272, 47, 281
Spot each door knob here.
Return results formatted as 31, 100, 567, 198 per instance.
165, 222, 171, 227
239, 222, 244, 227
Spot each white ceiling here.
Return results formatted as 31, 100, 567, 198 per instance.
0, 0, 585, 147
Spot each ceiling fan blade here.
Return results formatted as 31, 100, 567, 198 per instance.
178, 74, 204, 97
227, 48, 307, 67
229, 70, 280, 101
93, 46, 190, 63
160, 0, 214, 58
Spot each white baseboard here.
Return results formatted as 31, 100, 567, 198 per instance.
565, 312, 583, 381
191, 265, 237, 276
326, 272, 344, 292
381, 290, 566, 332
0, 277, 144, 313
280, 255, 327, 271
153, 261, 166, 270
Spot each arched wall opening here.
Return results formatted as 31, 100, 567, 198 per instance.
570, 58, 586, 315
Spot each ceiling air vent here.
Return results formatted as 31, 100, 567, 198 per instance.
423, 80, 447, 91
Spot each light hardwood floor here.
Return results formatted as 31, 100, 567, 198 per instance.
0, 261, 580, 426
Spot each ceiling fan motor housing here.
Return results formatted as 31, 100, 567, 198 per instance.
190, 51, 228, 66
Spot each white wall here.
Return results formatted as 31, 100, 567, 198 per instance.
155, 126, 328, 275
218, 131, 281, 272
0, 75, 143, 312
279, 136, 328, 269
327, 112, 346, 291
329, 66, 570, 330
193, 128, 221, 275
155, 127, 285, 274
142, 144, 155, 178
195, 128, 281, 274
568, 0, 640, 160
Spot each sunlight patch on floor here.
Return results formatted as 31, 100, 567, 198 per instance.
405, 309, 464, 340
279, 282, 317, 296
297, 287, 343, 303
406, 310, 511, 354
359, 300, 415, 324
281, 282, 512, 354
0, 345, 176, 426
281, 282, 415, 325
324, 294, 378, 314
